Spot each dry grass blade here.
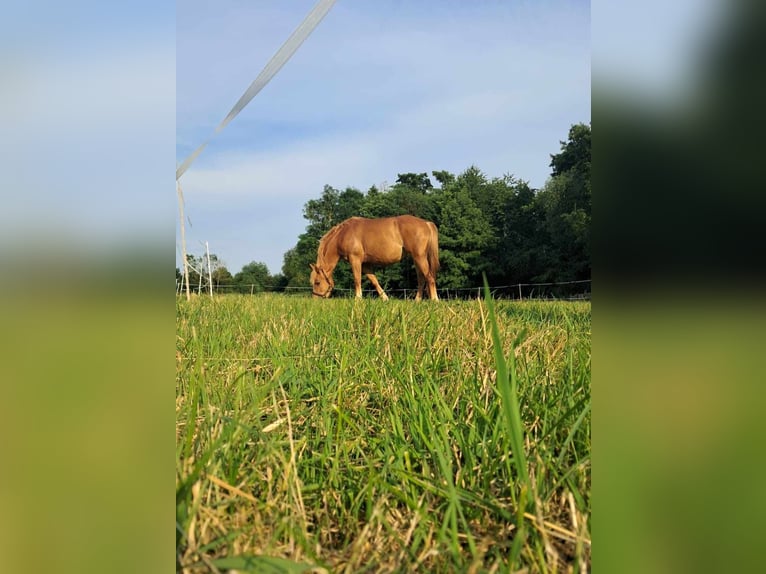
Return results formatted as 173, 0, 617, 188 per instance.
207, 475, 258, 504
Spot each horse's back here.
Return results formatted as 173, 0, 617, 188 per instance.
393, 215, 433, 244
341, 215, 433, 248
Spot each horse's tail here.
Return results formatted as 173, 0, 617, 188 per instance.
426, 221, 440, 278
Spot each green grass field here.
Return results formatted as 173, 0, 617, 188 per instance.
176, 294, 591, 573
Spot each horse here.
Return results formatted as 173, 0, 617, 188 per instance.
310, 215, 440, 300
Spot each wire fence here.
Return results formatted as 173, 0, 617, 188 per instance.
176, 279, 591, 301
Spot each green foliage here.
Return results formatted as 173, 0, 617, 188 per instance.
282, 241, 315, 290
233, 261, 271, 293
395, 172, 434, 193
432, 169, 456, 188
538, 123, 591, 282
435, 185, 493, 287
550, 123, 591, 178
302, 184, 341, 235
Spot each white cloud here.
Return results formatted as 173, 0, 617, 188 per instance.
182, 75, 587, 204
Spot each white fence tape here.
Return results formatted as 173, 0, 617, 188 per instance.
176, 0, 337, 180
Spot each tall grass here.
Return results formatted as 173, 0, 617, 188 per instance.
176, 294, 590, 572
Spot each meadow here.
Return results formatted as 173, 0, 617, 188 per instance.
176, 293, 591, 573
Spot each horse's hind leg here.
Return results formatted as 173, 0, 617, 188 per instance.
414, 268, 425, 301
412, 253, 438, 301
365, 273, 389, 300
428, 278, 439, 300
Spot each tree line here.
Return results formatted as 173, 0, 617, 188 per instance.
176, 122, 590, 297
175, 255, 288, 294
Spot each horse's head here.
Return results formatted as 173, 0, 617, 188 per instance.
309, 263, 334, 298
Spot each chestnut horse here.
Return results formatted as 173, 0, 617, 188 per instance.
310, 215, 440, 300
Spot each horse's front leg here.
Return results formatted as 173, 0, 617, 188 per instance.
350, 259, 363, 298
365, 273, 389, 300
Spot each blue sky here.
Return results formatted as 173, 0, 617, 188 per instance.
176, 0, 591, 276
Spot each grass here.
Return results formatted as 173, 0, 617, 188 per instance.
176, 293, 590, 573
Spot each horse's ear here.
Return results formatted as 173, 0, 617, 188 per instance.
309, 263, 316, 272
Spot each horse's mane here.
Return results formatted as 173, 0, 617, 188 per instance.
318, 218, 361, 261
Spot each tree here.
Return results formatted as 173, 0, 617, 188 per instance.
302, 185, 343, 243
212, 265, 233, 289
434, 185, 493, 288
234, 261, 271, 293
360, 189, 399, 218
550, 123, 591, 179
388, 178, 436, 222
336, 187, 366, 221
497, 180, 549, 283
535, 123, 591, 281
395, 172, 433, 194
282, 237, 318, 290
431, 170, 455, 188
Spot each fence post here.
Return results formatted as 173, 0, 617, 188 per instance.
177, 181, 191, 301
205, 241, 213, 296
